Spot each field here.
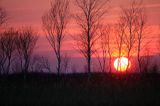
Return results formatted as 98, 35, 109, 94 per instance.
0, 73, 160, 105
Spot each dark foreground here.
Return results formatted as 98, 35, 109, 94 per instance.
0, 73, 160, 105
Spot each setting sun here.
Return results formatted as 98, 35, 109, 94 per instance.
114, 57, 131, 72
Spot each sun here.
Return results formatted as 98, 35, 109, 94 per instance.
114, 57, 131, 72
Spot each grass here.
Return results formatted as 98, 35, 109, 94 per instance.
0, 73, 160, 105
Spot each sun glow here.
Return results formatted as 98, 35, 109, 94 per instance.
114, 57, 131, 72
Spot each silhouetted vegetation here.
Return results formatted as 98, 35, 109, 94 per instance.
0, 28, 18, 74
15, 27, 38, 76
0, 0, 160, 105
0, 0, 157, 75
73, 0, 109, 76
96, 25, 112, 73
0, 73, 160, 105
42, 0, 70, 75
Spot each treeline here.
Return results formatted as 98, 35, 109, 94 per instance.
0, 27, 38, 74
0, 0, 159, 76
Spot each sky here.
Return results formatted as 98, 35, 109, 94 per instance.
1, 0, 160, 59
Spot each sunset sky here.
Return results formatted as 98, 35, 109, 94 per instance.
1, 0, 160, 59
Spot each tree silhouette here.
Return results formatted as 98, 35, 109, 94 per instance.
116, 1, 145, 72
96, 25, 112, 73
136, 1, 148, 73
141, 47, 151, 73
62, 53, 71, 73
15, 27, 38, 76
42, 0, 70, 75
30, 55, 51, 73
74, 0, 109, 76
0, 28, 17, 74
104, 26, 112, 73
114, 17, 126, 72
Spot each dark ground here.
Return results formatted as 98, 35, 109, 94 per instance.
0, 73, 160, 105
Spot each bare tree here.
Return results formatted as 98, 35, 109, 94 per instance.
0, 28, 17, 74
62, 53, 71, 73
39, 57, 51, 72
117, 1, 144, 72
141, 47, 151, 73
74, 0, 109, 76
30, 55, 51, 73
0, 7, 7, 74
42, 0, 70, 75
114, 17, 126, 72
134, 1, 148, 73
106, 26, 112, 73
15, 27, 38, 76
96, 25, 112, 73
119, 0, 148, 73
0, 34, 6, 73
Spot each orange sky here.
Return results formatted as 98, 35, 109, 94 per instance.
1, 0, 160, 58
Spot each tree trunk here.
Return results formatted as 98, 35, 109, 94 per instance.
87, 35, 91, 77
126, 51, 131, 73
109, 56, 112, 73
88, 54, 91, 74
138, 53, 142, 73
6, 58, 11, 74
57, 41, 61, 76
57, 56, 61, 76
87, 33, 91, 76
24, 57, 29, 79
